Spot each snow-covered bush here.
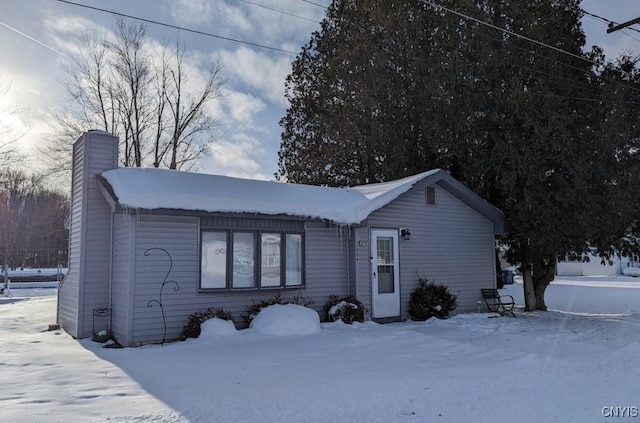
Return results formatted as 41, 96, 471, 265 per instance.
250, 304, 321, 336
242, 293, 312, 325
200, 318, 238, 338
180, 307, 234, 340
408, 277, 457, 320
323, 295, 365, 323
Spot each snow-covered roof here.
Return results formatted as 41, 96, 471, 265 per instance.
99, 168, 440, 225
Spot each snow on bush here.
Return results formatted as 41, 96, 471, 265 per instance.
180, 307, 234, 340
249, 304, 321, 336
330, 301, 352, 315
242, 293, 312, 325
623, 267, 640, 277
200, 318, 238, 338
323, 295, 365, 323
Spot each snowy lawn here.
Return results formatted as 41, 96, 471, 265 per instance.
2, 278, 640, 422
4, 268, 68, 278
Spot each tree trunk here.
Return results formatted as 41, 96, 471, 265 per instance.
521, 263, 536, 311
532, 257, 557, 311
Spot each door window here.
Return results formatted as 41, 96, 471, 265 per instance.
377, 237, 395, 294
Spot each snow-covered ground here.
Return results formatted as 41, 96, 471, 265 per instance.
2, 277, 640, 422
4, 267, 68, 278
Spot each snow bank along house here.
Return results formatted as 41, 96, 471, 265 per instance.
58, 131, 505, 346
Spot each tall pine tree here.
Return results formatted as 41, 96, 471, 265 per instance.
279, 0, 639, 310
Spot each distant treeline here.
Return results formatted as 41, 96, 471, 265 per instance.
0, 169, 68, 268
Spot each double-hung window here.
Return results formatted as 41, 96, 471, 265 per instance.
200, 230, 304, 290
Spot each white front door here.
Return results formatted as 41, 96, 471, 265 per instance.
371, 229, 400, 318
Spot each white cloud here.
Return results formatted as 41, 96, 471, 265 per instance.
235, 0, 324, 45
43, 13, 114, 58
169, 0, 213, 26
224, 90, 266, 123
204, 133, 270, 180
170, 0, 253, 35
218, 47, 293, 106
42, 15, 96, 35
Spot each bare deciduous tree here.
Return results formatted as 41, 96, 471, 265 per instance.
43, 18, 224, 176
0, 77, 27, 168
0, 169, 67, 268
165, 39, 224, 170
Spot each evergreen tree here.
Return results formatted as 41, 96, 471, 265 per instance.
279, 0, 637, 310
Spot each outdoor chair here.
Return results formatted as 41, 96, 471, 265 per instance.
481, 288, 516, 317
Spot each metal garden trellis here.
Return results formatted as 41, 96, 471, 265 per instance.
144, 248, 180, 345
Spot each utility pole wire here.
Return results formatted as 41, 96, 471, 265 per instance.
607, 17, 640, 34
299, 0, 328, 8
54, 0, 297, 55
421, 0, 595, 67
582, 9, 640, 34
237, 0, 318, 23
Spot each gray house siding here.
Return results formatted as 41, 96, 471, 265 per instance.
354, 227, 371, 319
79, 139, 116, 337
110, 212, 134, 345
366, 181, 496, 317
130, 214, 200, 345
65, 131, 504, 345
57, 138, 84, 337
112, 214, 351, 346
303, 222, 350, 310
58, 132, 117, 338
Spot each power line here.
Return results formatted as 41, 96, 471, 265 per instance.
580, 9, 640, 45
582, 9, 640, 33
424, 0, 640, 95
503, 88, 640, 105
464, 22, 640, 95
54, 0, 298, 55
237, 0, 318, 23
421, 0, 595, 67
306, 0, 640, 99
299, 0, 328, 9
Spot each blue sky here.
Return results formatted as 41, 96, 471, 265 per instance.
2, 0, 640, 181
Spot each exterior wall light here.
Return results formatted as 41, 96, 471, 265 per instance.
400, 228, 411, 241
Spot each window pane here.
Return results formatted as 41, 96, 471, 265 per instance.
201, 232, 227, 289
376, 236, 394, 293
233, 232, 256, 288
286, 234, 303, 286
378, 265, 394, 293
261, 233, 281, 287
377, 237, 394, 265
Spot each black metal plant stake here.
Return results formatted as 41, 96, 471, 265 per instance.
145, 248, 180, 345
